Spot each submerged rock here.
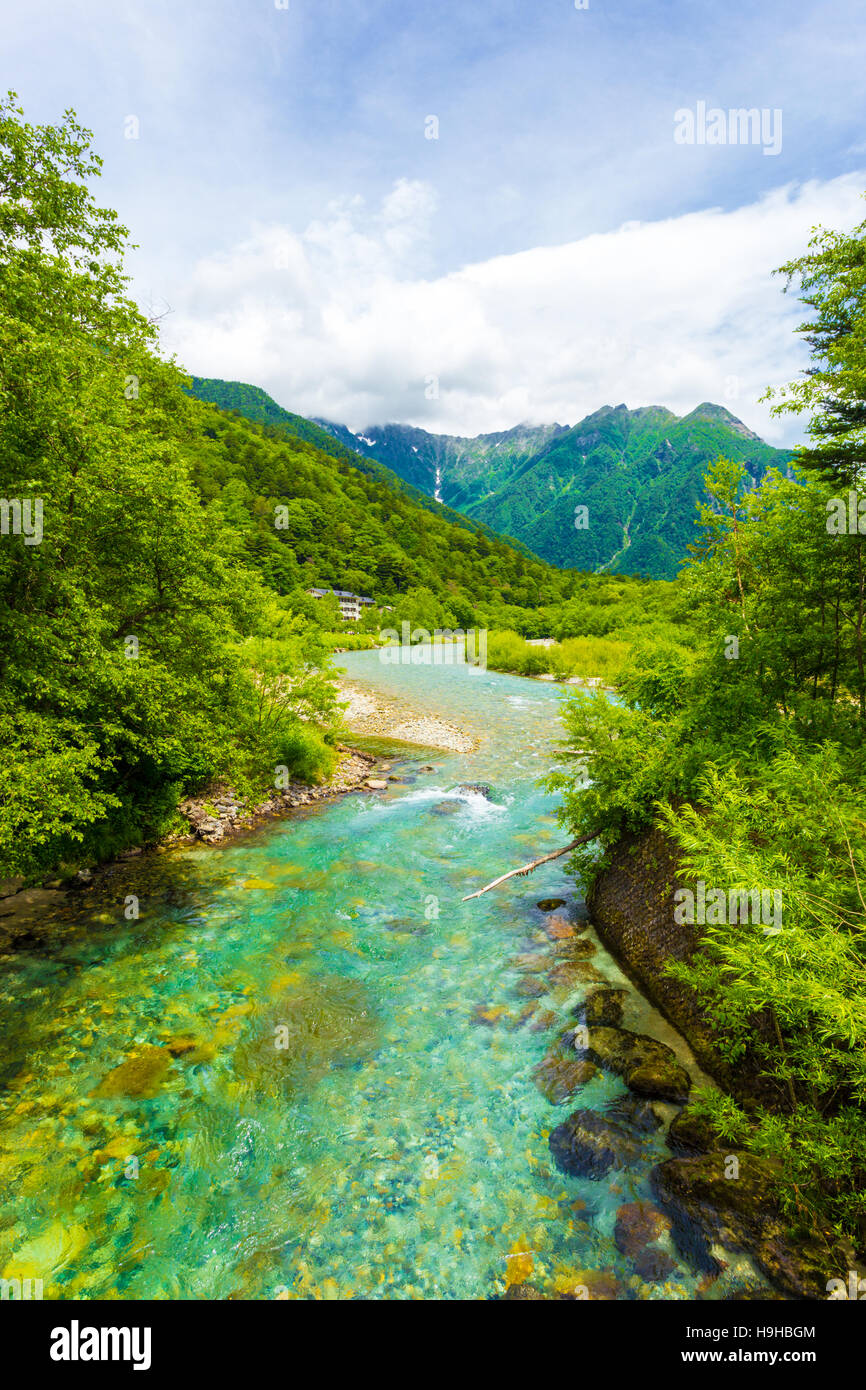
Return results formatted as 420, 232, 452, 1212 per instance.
651, 1152, 839, 1299
514, 976, 547, 999
472, 1004, 508, 1026
555, 961, 605, 986
533, 1045, 597, 1104
549, 1108, 643, 1178
543, 916, 576, 941
529, 1008, 560, 1033
94, 1045, 174, 1099
536, 898, 566, 912
429, 800, 461, 816
548, 956, 597, 994
614, 1200, 673, 1257
233, 976, 380, 1099
559, 937, 597, 960
633, 1247, 679, 1283
606, 1093, 665, 1133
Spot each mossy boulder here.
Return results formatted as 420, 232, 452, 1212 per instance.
581, 987, 627, 1027
575, 1025, 691, 1104
651, 1152, 842, 1299
667, 1104, 726, 1156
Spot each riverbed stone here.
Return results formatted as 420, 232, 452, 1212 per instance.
633, 1247, 679, 1283
549, 1109, 644, 1178
514, 976, 547, 998
614, 1200, 673, 1257
651, 1152, 839, 1298
94, 1045, 174, 1099
472, 1003, 508, 1026
533, 1046, 597, 1104
457, 783, 493, 799
543, 916, 575, 941
536, 898, 566, 912
559, 937, 596, 960
606, 1093, 665, 1133
529, 1009, 559, 1033
548, 956, 598, 995
233, 977, 380, 1098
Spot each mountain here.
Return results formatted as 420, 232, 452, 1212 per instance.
188, 376, 531, 549
189, 380, 793, 580
311, 418, 569, 508
184, 379, 576, 619
313, 402, 792, 579
468, 402, 793, 579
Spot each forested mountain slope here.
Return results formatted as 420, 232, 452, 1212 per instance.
469, 403, 792, 578
201, 382, 792, 579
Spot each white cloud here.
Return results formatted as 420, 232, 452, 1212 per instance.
161, 173, 866, 442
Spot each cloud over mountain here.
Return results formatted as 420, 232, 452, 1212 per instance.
163, 173, 866, 442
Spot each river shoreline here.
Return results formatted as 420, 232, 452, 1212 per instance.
336, 679, 478, 751
0, 671, 477, 943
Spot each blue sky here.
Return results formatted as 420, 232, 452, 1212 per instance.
4, 0, 866, 437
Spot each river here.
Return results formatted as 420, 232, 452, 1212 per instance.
0, 651, 752, 1300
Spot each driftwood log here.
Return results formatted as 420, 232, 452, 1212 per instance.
461, 829, 601, 901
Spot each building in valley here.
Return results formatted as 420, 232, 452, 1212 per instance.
307, 587, 375, 623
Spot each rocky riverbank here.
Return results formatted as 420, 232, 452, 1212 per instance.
0, 670, 473, 944
584, 824, 857, 1299
0, 744, 392, 950
172, 745, 381, 846
337, 680, 477, 752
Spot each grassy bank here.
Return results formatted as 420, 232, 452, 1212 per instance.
485, 630, 631, 684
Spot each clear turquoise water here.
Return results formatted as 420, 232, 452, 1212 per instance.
0, 653, 756, 1299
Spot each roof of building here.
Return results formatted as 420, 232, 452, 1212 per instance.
307, 587, 374, 603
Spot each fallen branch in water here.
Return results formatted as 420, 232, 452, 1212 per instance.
461, 829, 602, 901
